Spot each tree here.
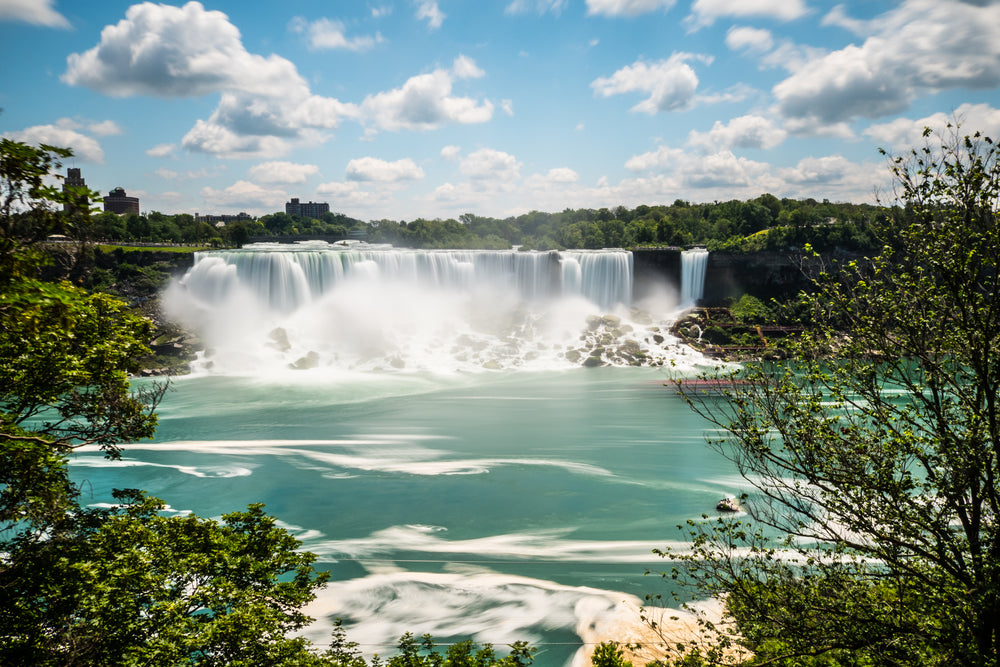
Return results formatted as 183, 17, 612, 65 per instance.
665, 128, 1000, 665
0, 139, 536, 666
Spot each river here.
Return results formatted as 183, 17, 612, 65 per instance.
69, 244, 741, 667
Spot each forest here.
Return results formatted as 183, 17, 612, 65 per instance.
89, 194, 884, 254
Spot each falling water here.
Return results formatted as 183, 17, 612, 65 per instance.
164, 242, 705, 374
680, 248, 709, 307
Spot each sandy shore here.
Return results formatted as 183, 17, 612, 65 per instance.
573, 596, 741, 667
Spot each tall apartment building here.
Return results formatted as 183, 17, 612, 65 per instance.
285, 198, 330, 218
63, 167, 88, 213
103, 187, 140, 215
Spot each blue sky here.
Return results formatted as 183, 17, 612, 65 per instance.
2, 0, 999, 220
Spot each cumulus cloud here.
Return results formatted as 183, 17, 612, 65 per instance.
146, 143, 177, 158
687, 115, 788, 152
505, 0, 568, 15
779, 155, 856, 185
774, 0, 1000, 132
5, 120, 105, 163
63, 2, 359, 159
345, 157, 425, 182
725, 26, 774, 53
524, 167, 580, 190
415, 0, 444, 30
0, 0, 70, 28
460, 148, 521, 182
585, 0, 676, 17
685, 0, 808, 30
624, 145, 688, 172
248, 161, 320, 184
290, 17, 383, 52
200, 180, 286, 209
863, 103, 1000, 151
360, 56, 493, 133
315, 180, 382, 208
591, 53, 708, 113
64, 2, 293, 98
441, 145, 462, 160
820, 4, 874, 36
88, 120, 122, 136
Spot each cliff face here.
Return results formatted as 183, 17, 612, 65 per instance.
632, 248, 822, 306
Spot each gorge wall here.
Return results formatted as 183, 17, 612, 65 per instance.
632, 248, 816, 306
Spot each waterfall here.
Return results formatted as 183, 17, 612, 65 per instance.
179, 243, 632, 312
680, 248, 708, 307
163, 241, 704, 373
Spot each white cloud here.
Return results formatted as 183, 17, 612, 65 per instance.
64, 2, 296, 98
501, 99, 515, 116
291, 17, 383, 52
863, 103, 1000, 151
687, 115, 787, 151
415, 0, 444, 30
452, 54, 485, 80
774, 0, 1000, 131
249, 161, 320, 184
591, 53, 707, 113
315, 180, 382, 208
505, 0, 568, 16
685, 0, 808, 30
585, 0, 676, 17
441, 145, 462, 160
360, 57, 493, 133
821, 4, 873, 36
154, 168, 179, 180
88, 120, 122, 136
200, 180, 286, 209
779, 155, 855, 184
725, 26, 774, 53
345, 157, 425, 182
624, 145, 687, 172
146, 143, 177, 158
5, 121, 104, 163
63, 1, 359, 159
0, 0, 70, 28
524, 167, 579, 189
460, 148, 521, 182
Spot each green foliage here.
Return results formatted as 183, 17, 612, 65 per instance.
591, 642, 633, 667
729, 295, 772, 324
667, 128, 1000, 666
1, 491, 329, 665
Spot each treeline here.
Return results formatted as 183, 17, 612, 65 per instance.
92, 195, 885, 253
365, 196, 884, 253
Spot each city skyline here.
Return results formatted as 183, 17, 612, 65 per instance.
2, 0, 1000, 221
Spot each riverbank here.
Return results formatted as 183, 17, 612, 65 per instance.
576, 597, 743, 666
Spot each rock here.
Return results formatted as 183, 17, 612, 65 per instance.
716, 497, 741, 513
289, 350, 320, 370
268, 327, 291, 352
583, 355, 604, 367
652, 334, 665, 344
601, 314, 621, 327
565, 349, 582, 363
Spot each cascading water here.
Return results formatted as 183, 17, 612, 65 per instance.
164, 241, 705, 374
679, 248, 709, 307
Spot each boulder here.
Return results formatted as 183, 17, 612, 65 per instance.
716, 497, 741, 513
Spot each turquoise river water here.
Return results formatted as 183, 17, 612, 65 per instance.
68, 245, 740, 667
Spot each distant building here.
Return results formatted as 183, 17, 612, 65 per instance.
103, 187, 140, 215
63, 168, 88, 213
285, 198, 329, 218
195, 211, 254, 227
